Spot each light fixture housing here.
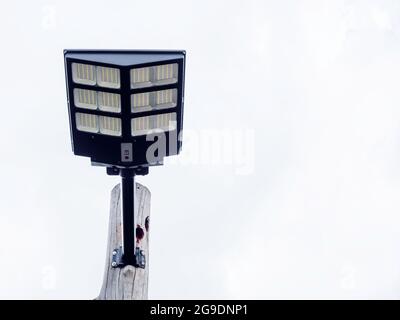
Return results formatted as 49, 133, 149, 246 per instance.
64, 50, 186, 168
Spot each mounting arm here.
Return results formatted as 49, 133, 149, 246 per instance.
106, 166, 148, 268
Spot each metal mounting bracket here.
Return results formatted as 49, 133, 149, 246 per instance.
106, 166, 149, 176
111, 246, 146, 269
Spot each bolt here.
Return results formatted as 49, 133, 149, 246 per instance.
111, 261, 117, 267
112, 250, 117, 256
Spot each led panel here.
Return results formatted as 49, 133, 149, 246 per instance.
131, 92, 151, 113
153, 63, 178, 86
131, 89, 177, 113
130, 67, 152, 89
72, 63, 96, 86
74, 89, 97, 110
130, 63, 178, 89
154, 89, 177, 109
99, 116, 122, 136
76, 113, 99, 133
97, 66, 120, 89
131, 112, 177, 136
98, 91, 121, 113
155, 112, 177, 131
131, 115, 151, 136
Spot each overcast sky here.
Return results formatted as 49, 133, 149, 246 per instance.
1, 0, 400, 299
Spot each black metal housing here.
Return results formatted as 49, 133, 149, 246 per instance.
64, 50, 186, 168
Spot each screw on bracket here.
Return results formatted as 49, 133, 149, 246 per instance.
111, 247, 124, 268
135, 247, 146, 269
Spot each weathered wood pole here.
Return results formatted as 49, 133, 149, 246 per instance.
97, 182, 151, 300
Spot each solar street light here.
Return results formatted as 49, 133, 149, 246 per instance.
64, 50, 186, 267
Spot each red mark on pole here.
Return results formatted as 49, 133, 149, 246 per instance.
136, 224, 145, 243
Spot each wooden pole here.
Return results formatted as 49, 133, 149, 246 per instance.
97, 182, 151, 300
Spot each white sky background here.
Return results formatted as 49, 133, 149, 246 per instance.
0, 0, 400, 299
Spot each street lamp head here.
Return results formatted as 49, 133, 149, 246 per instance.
64, 50, 186, 170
